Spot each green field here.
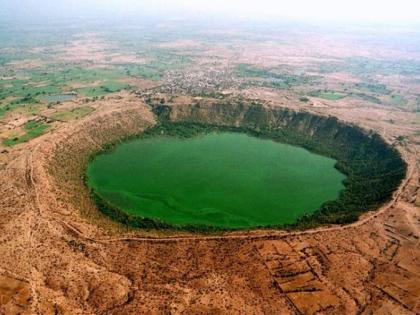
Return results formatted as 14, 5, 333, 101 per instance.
50, 106, 95, 121
350, 92, 382, 104
76, 81, 130, 97
235, 64, 320, 89
309, 90, 346, 100
0, 66, 133, 116
3, 120, 50, 146
87, 132, 345, 229
388, 95, 406, 106
0, 52, 194, 116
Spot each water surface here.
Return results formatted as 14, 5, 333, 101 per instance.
86, 132, 345, 228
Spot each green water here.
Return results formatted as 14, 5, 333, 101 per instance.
86, 132, 346, 229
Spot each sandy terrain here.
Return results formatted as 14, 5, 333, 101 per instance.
0, 89, 418, 314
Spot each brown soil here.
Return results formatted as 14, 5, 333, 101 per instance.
0, 93, 418, 314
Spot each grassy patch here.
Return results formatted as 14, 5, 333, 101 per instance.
309, 90, 346, 100
3, 120, 50, 146
124, 65, 162, 80
235, 63, 274, 78
0, 66, 132, 102
0, 79, 61, 101
350, 93, 382, 104
50, 106, 95, 121
319, 57, 420, 76
388, 95, 406, 106
76, 81, 130, 97
235, 64, 319, 89
354, 82, 390, 95
0, 105, 9, 117
119, 51, 192, 81
0, 95, 40, 117
41, 93, 77, 103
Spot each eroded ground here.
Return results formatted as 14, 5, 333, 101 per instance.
0, 20, 419, 314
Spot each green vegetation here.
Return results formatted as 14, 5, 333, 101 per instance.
123, 65, 162, 80
76, 81, 130, 97
122, 53, 192, 80
0, 51, 190, 114
235, 63, 320, 89
3, 120, 50, 146
354, 82, 390, 95
50, 106, 95, 121
235, 63, 276, 78
350, 92, 382, 104
0, 87, 49, 117
308, 90, 346, 100
87, 104, 406, 231
42, 93, 77, 103
0, 66, 134, 115
388, 95, 406, 106
0, 97, 37, 117
0, 77, 61, 100
319, 57, 420, 76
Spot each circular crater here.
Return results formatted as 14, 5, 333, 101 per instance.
86, 129, 345, 229
81, 102, 407, 231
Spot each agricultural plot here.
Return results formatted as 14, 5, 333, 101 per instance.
49, 106, 95, 121
3, 120, 50, 146
308, 90, 346, 100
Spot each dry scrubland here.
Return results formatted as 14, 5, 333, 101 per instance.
0, 21, 419, 314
